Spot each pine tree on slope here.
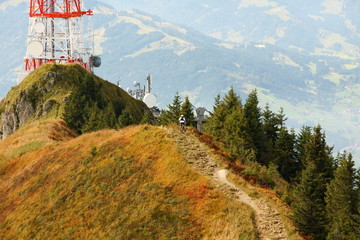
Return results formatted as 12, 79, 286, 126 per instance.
325, 153, 360, 240
261, 104, 286, 165
181, 96, 195, 127
158, 93, 182, 125
117, 108, 134, 128
244, 89, 264, 161
203, 88, 242, 141
295, 125, 313, 177
304, 125, 334, 179
292, 125, 334, 240
292, 162, 328, 240
223, 87, 242, 114
223, 107, 253, 160
203, 94, 226, 140
273, 127, 298, 181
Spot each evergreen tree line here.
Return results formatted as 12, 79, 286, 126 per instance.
160, 88, 360, 240
63, 75, 149, 134
157, 93, 196, 127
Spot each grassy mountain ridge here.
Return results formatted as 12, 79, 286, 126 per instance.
1, 1, 359, 161
2, 63, 148, 120
0, 124, 257, 239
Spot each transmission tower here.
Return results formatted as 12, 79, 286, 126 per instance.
24, 0, 101, 73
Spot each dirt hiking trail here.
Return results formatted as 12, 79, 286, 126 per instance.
168, 128, 289, 240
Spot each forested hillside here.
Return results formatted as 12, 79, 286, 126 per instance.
159, 89, 360, 240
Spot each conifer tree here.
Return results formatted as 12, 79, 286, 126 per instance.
277, 108, 287, 128
181, 96, 195, 127
292, 125, 334, 239
63, 90, 87, 133
102, 104, 117, 128
63, 75, 104, 133
244, 89, 264, 160
117, 108, 134, 128
260, 104, 284, 165
159, 92, 182, 125
292, 162, 328, 240
81, 105, 107, 133
168, 92, 182, 120
223, 87, 242, 114
204, 88, 241, 141
157, 109, 168, 126
325, 153, 360, 240
223, 107, 253, 160
214, 94, 221, 108
273, 127, 298, 181
304, 125, 334, 179
296, 125, 313, 174
203, 95, 227, 140
222, 87, 243, 139
140, 111, 152, 124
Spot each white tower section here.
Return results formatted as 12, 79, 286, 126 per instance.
24, 0, 101, 73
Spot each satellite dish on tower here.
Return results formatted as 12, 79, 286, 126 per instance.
28, 41, 43, 57
143, 93, 157, 108
33, 22, 45, 33
91, 56, 101, 67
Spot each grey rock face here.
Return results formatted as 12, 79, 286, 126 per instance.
0, 88, 39, 140
17, 98, 36, 126
42, 100, 55, 116
0, 111, 19, 140
0, 71, 61, 140
0, 98, 35, 140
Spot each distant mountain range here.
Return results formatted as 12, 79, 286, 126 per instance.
0, 0, 359, 162
105, 0, 360, 52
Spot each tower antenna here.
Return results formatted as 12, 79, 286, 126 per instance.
24, 0, 101, 74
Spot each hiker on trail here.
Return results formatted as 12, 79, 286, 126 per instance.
179, 115, 186, 133
179, 115, 186, 125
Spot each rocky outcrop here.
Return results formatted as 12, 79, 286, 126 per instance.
0, 95, 36, 140
0, 72, 60, 140
0, 98, 35, 140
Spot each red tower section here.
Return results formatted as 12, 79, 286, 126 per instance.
24, 0, 100, 73
29, 0, 92, 18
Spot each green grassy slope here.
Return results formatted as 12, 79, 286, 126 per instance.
0, 63, 150, 128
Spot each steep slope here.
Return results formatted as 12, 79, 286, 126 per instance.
0, 0, 358, 161
0, 125, 259, 239
0, 63, 150, 139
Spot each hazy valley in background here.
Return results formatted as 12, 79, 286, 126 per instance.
0, 0, 359, 163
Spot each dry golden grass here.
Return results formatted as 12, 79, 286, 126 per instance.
0, 125, 257, 239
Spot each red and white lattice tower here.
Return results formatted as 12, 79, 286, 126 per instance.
24, 0, 101, 73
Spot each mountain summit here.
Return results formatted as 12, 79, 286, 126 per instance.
0, 63, 151, 139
